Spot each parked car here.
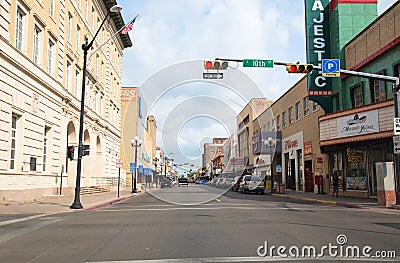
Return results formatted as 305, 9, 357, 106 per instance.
209, 177, 218, 187
222, 178, 235, 189
178, 177, 189, 186
240, 175, 265, 194
216, 178, 224, 188
160, 178, 172, 188
231, 176, 242, 191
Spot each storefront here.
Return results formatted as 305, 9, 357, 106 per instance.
282, 132, 304, 191
320, 103, 394, 197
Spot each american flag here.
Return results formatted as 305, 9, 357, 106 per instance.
121, 14, 138, 34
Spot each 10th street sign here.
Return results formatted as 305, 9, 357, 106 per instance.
243, 59, 273, 68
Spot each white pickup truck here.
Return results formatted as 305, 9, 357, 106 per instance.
239, 175, 265, 194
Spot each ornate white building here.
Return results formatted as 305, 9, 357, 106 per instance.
0, 0, 132, 201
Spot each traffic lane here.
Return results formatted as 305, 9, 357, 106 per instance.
91, 201, 400, 261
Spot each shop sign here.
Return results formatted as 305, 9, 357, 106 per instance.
121, 88, 136, 102
337, 110, 379, 138
304, 141, 313, 155
254, 155, 269, 167
347, 149, 364, 163
285, 139, 299, 151
304, 0, 332, 113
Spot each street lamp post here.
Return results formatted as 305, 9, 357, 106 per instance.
265, 137, 275, 193
164, 157, 167, 177
131, 136, 142, 193
70, 4, 122, 209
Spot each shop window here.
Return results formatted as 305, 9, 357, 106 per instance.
351, 84, 364, 107
331, 152, 343, 190
346, 149, 367, 190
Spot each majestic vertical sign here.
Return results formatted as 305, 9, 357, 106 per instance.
305, 0, 333, 113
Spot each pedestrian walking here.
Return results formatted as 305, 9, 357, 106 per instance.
332, 172, 339, 197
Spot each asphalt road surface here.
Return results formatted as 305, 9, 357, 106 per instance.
0, 184, 399, 262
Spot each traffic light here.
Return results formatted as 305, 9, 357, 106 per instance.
67, 146, 75, 160
286, 64, 314, 74
204, 60, 229, 70
82, 145, 90, 156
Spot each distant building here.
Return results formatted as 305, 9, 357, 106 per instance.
237, 98, 273, 174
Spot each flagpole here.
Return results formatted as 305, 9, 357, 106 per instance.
89, 14, 139, 60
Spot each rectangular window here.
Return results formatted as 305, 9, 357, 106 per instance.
352, 84, 364, 107
10, 114, 18, 170
76, 25, 80, 51
313, 101, 320, 111
282, 111, 287, 128
271, 119, 275, 131
50, 0, 54, 18
304, 97, 310, 116
66, 60, 72, 92
91, 7, 95, 30
288, 107, 293, 125
95, 54, 99, 74
276, 115, 280, 130
67, 13, 72, 42
16, 9, 24, 51
372, 79, 386, 103
43, 127, 49, 172
295, 101, 301, 120
33, 26, 40, 64
85, 0, 88, 18
75, 69, 80, 97
47, 39, 55, 75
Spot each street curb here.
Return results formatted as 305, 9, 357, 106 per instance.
79, 193, 142, 211
272, 194, 368, 209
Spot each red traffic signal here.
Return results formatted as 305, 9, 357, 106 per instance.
67, 146, 75, 160
204, 60, 229, 70
286, 64, 314, 74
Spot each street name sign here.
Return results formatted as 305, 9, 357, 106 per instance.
322, 59, 340, 77
394, 118, 400, 135
203, 73, 223, 79
393, 136, 400, 154
243, 59, 273, 68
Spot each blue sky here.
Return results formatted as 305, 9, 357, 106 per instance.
117, 0, 398, 169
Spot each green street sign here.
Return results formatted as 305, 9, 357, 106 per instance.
243, 59, 273, 68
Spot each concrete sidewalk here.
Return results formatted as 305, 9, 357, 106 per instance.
0, 188, 139, 215
272, 189, 400, 211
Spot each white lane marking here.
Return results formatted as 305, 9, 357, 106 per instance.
0, 213, 51, 227
215, 199, 221, 202
99, 206, 356, 212
0, 219, 63, 244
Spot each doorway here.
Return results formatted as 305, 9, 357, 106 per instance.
304, 160, 313, 192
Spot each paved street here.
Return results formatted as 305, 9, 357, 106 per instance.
0, 185, 399, 262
